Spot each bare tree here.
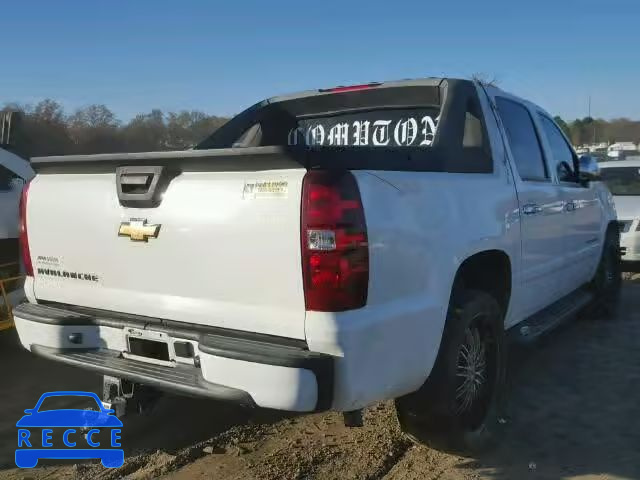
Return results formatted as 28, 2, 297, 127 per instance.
123, 109, 167, 152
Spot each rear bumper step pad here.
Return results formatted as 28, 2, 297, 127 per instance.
16, 302, 335, 411
31, 344, 254, 404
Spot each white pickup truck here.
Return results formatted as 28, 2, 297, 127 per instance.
13, 78, 619, 452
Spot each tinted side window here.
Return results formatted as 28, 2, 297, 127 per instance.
538, 115, 577, 183
495, 98, 547, 181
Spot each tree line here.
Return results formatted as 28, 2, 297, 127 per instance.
1, 99, 228, 158
2, 99, 639, 159
553, 116, 639, 147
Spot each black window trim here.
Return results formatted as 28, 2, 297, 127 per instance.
495, 96, 550, 183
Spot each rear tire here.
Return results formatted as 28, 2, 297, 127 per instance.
395, 290, 507, 455
589, 229, 621, 317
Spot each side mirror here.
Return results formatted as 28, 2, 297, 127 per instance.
23, 409, 34, 415
578, 155, 600, 183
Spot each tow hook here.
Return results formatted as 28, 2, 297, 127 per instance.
342, 409, 364, 427
102, 375, 162, 417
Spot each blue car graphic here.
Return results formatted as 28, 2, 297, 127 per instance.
16, 391, 123, 468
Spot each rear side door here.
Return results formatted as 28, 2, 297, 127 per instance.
494, 96, 566, 320
535, 113, 602, 286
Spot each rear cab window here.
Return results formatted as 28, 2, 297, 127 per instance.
197, 80, 494, 174
288, 108, 439, 148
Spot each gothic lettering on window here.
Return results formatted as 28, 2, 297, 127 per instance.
289, 113, 439, 148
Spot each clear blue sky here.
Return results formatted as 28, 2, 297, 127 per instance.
1, 0, 638, 121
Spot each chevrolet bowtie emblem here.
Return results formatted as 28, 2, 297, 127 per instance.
118, 219, 161, 242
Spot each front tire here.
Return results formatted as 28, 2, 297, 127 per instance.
395, 290, 507, 455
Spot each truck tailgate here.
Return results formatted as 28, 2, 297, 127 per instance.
26, 148, 308, 339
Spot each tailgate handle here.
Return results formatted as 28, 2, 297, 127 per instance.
120, 173, 154, 189
116, 166, 178, 208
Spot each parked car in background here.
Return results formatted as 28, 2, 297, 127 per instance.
1, 114, 35, 316
13, 78, 619, 454
0, 113, 34, 266
600, 160, 640, 271
0, 149, 33, 257
608, 142, 638, 157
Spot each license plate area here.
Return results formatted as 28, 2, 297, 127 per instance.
123, 328, 174, 367
128, 337, 169, 360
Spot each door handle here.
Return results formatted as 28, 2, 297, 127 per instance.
522, 204, 543, 215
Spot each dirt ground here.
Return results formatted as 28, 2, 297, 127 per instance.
1, 282, 639, 480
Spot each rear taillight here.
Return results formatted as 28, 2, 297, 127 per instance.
301, 171, 369, 311
19, 182, 33, 276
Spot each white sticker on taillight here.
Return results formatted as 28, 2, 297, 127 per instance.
307, 230, 336, 251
